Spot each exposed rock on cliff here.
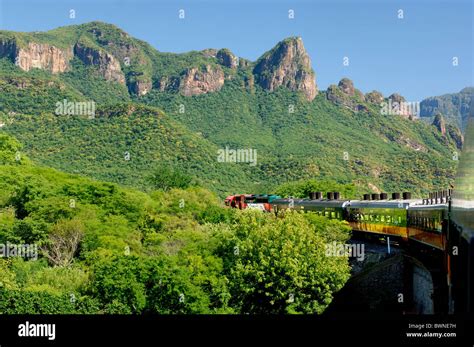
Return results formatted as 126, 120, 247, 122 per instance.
432, 114, 447, 136
432, 114, 464, 149
74, 43, 125, 84
129, 79, 152, 96
216, 49, 238, 69
253, 37, 317, 101
388, 93, 406, 105
365, 90, 384, 104
338, 78, 355, 96
0, 40, 71, 73
78, 23, 153, 95
201, 49, 217, 58
180, 65, 225, 96
326, 78, 366, 111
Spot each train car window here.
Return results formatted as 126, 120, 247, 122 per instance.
381, 215, 385, 222
331, 212, 336, 219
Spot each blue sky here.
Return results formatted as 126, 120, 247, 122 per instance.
0, 0, 472, 101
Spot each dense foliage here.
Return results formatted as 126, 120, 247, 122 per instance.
0, 135, 352, 314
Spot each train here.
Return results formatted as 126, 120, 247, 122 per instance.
225, 189, 470, 313
225, 190, 449, 250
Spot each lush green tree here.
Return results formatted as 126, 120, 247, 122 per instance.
89, 256, 148, 314
216, 209, 351, 314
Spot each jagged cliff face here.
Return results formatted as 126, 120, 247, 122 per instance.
0, 40, 71, 73
253, 37, 317, 101
82, 24, 154, 95
421, 87, 473, 131
18, 43, 71, 73
180, 65, 225, 96
74, 43, 125, 84
0, 25, 321, 100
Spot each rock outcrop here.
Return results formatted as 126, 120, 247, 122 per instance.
74, 43, 125, 84
179, 65, 225, 96
0, 40, 71, 73
365, 90, 384, 104
432, 114, 446, 136
253, 37, 317, 101
388, 93, 406, 105
129, 79, 152, 96
432, 113, 464, 149
79, 23, 153, 95
338, 78, 355, 96
201, 49, 217, 58
386, 93, 415, 118
326, 78, 366, 111
216, 49, 238, 69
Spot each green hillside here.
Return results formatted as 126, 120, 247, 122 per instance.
1, 103, 253, 195
0, 21, 461, 197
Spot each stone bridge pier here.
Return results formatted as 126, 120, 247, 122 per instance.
325, 236, 448, 315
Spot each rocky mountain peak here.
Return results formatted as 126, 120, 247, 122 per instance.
216, 49, 238, 69
338, 78, 355, 95
365, 90, 384, 104
388, 93, 406, 104
326, 78, 367, 111
79, 21, 131, 43
253, 37, 317, 101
